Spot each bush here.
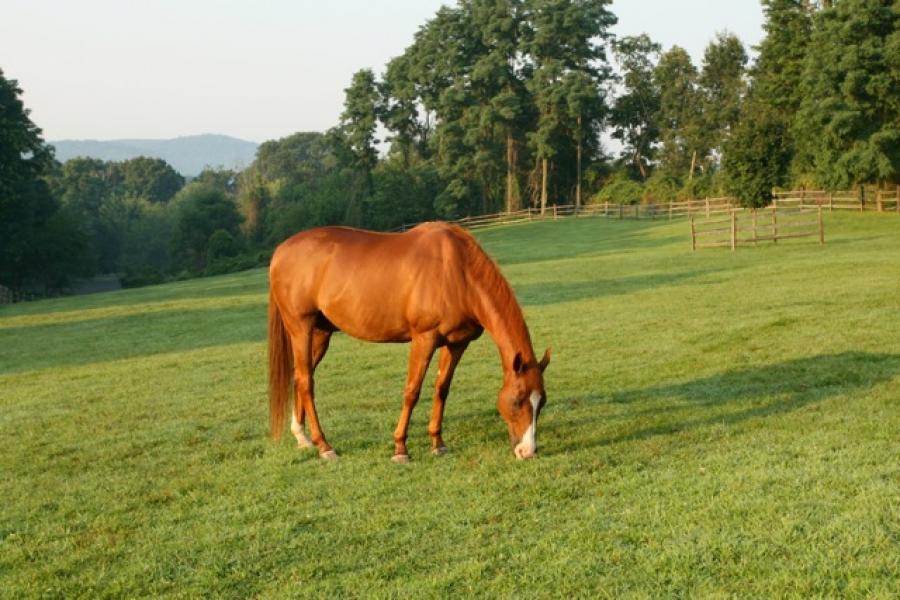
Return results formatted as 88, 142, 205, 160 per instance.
203, 252, 266, 277
207, 229, 240, 262
121, 269, 165, 288
171, 183, 243, 271
643, 171, 682, 202
591, 174, 644, 205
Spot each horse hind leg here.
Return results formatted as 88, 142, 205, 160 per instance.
291, 327, 333, 450
290, 405, 313, 449
288, 321, 336, 460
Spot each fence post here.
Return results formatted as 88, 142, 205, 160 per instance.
772, 205, 778, 244
829, 192, 834, 212
634, 204, 639, 219
668, 201, 673, 220
604, 201, 609, 217
618, 203, 623, 220
690, 216, 696, 251
553, 205, 558, 220
800, 188, 805, 210
752, 209, 758, 246
705, 197, 710, 218
731, 210, 737, 251
818, 206, 825, 245
877, 190, 884, 212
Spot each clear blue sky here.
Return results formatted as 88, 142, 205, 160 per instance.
1, 1, 764, 143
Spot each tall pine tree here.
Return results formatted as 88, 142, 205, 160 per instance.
794, 0, 900, 189
725, 0, 813, 205
523, 0, 615, 213
339, 68, 381, 224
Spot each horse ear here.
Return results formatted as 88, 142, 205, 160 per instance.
512, 352, 526, 375
539, 348, 551, 372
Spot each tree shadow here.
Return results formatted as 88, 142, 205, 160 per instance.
0, 269, 268, 320
543, 352, 900, 453
515, 269, 719, 306
480, 219, 685, 266
0, 302, 267, 375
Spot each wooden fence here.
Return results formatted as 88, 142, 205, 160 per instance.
772, 188, 900, 212
393, 188, 897, 233
574, 197, 738, 220
396, 197, 739, 231
691, 206, 825, 251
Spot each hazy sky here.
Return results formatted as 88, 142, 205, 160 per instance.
1, 1, 764, 143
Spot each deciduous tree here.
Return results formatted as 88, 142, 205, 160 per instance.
0, 69, 91, 292
610, 35, 662, 180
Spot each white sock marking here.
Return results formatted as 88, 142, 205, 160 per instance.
290, 407, 312, 448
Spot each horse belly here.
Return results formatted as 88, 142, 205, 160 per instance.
317, 276, 453, 343
316, 281, 416, 343
321, 305, 412, 342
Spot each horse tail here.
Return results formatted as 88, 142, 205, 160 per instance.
268, 292, 293, 441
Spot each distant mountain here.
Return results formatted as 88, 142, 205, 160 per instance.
49, 134, 259, 177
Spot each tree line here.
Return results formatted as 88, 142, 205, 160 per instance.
1, 0, 897, 297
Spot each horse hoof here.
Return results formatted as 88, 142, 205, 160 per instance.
432, 446, 449, 456
391, 454, 410, 464
319, 450, 338, 461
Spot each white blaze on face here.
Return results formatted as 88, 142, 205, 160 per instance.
514, 390, 541, 459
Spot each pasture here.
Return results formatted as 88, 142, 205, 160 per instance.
1, 214, 898, 597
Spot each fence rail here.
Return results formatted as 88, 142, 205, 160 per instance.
773, 188, 900, 212
393, 189, 897, 233
394, 197, 741, 231
691, 207, 825, 251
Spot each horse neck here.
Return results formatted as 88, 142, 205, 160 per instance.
470, 278, 536, 375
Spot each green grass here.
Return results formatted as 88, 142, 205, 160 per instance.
2, 214, 898, 598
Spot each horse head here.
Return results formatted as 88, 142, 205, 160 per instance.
497, 348, 550, 460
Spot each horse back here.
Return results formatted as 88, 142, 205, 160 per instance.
269, 223, 481, 343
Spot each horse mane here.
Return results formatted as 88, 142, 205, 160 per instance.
440, 223, 534, 357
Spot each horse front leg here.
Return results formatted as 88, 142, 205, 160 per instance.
428, 342, 468, 455
392, 333, 437, 463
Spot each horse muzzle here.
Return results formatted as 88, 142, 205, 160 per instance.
513, 441, 537, 460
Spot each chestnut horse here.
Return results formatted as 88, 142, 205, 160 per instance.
268, 221, 549, 462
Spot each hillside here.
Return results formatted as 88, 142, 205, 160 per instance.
49, 134, 259, 176
1, 215, 897, 596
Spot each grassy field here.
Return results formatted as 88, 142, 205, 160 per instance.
1, 214, 898, 597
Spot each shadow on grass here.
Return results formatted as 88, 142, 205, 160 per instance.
0, 302, 267, 375
515, 269, 715, 306
480, 219, 685, 266
0, 269, 268, 320
546, 352, 900, 452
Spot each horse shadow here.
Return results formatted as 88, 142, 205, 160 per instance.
543, 351, 900, 453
